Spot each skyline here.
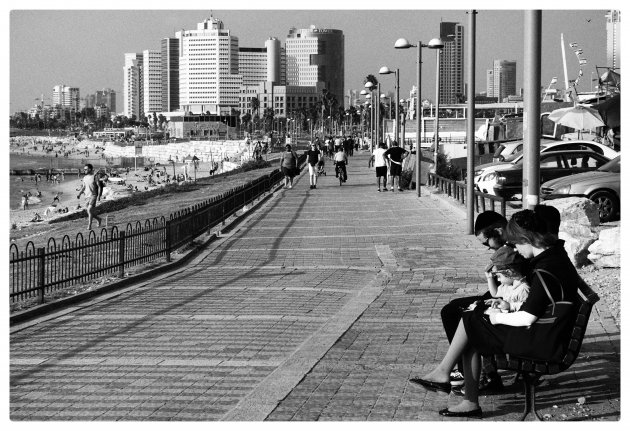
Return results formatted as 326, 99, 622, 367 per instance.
10, 6, 615, 113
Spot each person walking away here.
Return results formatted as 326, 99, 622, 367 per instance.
333, 146, 348, 182
383, 141, 409, 192
77, 163, 104, 230
372, 142, 389, 191
306, 142, 321, 189
279, 144, 298, 189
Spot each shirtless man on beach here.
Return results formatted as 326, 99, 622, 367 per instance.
77, 164, 104, 230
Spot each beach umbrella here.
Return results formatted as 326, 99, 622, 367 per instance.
594, 94, 620, 129
547, 105, 605, 136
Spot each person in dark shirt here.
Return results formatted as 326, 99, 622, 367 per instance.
306, 142, 321, 189
383, 141, 408, 192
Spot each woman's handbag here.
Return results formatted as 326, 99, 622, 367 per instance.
504, 269, 576, 362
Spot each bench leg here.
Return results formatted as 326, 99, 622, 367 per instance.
520, 373, 543, 421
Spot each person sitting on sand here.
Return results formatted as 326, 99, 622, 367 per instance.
30, 213, 43, 222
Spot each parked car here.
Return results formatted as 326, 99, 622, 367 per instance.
541, 155, 620, 223
475, 140, 619, 189
478, 150, 610, 200
492, 138, 558, 162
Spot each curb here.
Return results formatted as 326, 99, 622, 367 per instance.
10, 182, 285, 326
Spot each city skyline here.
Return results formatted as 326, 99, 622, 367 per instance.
10, 6, 615, 113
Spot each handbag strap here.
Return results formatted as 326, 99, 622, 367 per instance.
533, 268, 565, 315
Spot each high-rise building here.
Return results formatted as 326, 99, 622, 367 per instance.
96, 88, 116, 113
143, 49, 163, 116
85, 94, 96, 109
486, 69, 494, 98
123, 53, 143, 118
161, 37, 179, 112
492, 60, 517, 102
285, 26, 344, 104
52, 85, 80, 110
176, 16, 243, 113
239, 47, 268, 86
606, 10, 621, 70
438, 22, 464, 104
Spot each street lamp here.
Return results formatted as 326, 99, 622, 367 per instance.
379, 66, 400, 147
380, 94, 392, 144
430, 37, 445, 174
365, 81, 380, 151
395, 36, 443, 197
360, 88, 373, 148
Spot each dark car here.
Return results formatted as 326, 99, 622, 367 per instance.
490, 150, 610, 200
541, 156, 620, 223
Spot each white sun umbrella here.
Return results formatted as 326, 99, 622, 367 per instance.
547, 105, 605, 138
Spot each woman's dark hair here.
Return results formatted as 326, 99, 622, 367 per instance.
505, 209, 558, 248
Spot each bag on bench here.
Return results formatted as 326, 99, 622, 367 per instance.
503, 269, 575, 362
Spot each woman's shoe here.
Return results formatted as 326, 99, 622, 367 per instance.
409, 377, 451, 393
438, 407, 483, 419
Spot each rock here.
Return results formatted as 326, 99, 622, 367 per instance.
587, 226, 621, 268
543, 199, 599, 267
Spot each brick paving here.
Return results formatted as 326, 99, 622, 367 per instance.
10, 152, 620, 421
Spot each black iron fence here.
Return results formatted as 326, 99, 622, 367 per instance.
427, 172, 507, 217
9, 164, 295, 305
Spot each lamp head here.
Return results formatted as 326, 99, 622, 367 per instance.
379, 66, 392, 75
394, 38, 413, 49
380, 94, 386, 99
360, 89, 368, 95
400, 99, 405, 103
428, 38, 444, 49
364, 81, 374, 89
366, 94, 372, 99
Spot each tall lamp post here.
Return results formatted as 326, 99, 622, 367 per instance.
431, 39, 445, 174
379, 66, 400, 146
395, 37, 443, 197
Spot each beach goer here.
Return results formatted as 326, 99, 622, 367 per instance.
20, 192, 29, 210
383, 141, 409, 192
279, 144, 299, 189
77, 164, 104, 230
411, 208, 580, 418
372, 142, 388, 191
306, 142, 321, 189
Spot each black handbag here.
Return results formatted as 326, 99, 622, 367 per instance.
503, 269, 576, 362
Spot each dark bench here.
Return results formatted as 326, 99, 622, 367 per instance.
484, 279, 600, 420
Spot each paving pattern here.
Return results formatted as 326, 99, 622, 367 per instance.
10, 152, 620, 421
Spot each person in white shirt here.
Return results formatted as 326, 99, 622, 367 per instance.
372, 143, 388, 191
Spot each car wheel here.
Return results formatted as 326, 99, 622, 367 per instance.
589, 190, 619, 223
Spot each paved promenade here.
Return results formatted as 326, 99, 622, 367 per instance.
10, 153, 620, 422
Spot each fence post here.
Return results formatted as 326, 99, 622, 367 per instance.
118, 231, 126, 278
165, 221, 172, 262
37, 247, 45, 304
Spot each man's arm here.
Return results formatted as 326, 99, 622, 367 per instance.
77, 181, 85, 199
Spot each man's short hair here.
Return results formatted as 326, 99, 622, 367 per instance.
84, 163, 93, 171
474, 211, 507, 235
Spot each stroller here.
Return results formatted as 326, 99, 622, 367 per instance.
316, 159, 326, 176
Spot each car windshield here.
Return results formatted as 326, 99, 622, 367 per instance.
597, 156, 620, 173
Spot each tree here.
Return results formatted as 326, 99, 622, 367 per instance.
262, 107, 274, 133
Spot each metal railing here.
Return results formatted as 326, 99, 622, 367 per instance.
9, 163, 296, 305
427, 172, 507, 217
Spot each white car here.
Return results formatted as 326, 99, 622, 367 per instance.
475, 140, 619, 194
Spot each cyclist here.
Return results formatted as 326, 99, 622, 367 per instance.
333, 146, 348, 182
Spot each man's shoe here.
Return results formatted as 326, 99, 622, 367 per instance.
438, 407, 482, 419
377, 189, 381, 192
409, 377, 451, 393
383, 188, 388, 191
313, 185, 316, 189
479, 376, 504, 394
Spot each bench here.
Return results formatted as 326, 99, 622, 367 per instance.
484, 279, 600, 420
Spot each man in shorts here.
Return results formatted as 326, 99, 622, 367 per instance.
372, 142, 388, 191
383, 141, 409, 192
77, 163, 104, 230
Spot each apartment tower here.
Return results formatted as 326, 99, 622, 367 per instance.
438, 22, 464, 104
123, 53, 143, 118
142, 49, 163, 116
606, 10, 621, 70
492, 60, 517, 102
161, 38, 180, 112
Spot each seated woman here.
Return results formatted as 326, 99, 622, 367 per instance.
413, 207, 580, 418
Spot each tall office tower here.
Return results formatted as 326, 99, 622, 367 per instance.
265, 37, 282, 84
142, 50, 163, 116
161, 37, 179, 112
493, 60, 517, 102
176, 16, 243, 113
123, 53, 143, 118
96, 88, 116, 112
239, 47, 268, 86
285, 25, 344, 103
85, 94, 96, 109
52, 85, 80, 110
486, 69, 494, 98
438, 22, 465, 104
606, 10, 621, 69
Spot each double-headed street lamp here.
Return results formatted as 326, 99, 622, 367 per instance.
395, 37, 443, 197
379, 66, 400, 147
364, 81, 380, 152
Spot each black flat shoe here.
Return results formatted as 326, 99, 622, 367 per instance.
409, 377, 451, 393
438, 407, 483, 419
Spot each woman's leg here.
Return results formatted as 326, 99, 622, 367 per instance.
423, 319, 470, 383
445, 349, 481, 412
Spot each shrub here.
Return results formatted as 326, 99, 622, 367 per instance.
436, 153, 462, 181
240, 158, 272, 172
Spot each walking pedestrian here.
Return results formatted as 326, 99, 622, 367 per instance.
372, 142, 388, 191
279, 144, 299, 189
306, 142, 321, 189
77, 164, 104, 230
383, 141, 409, 192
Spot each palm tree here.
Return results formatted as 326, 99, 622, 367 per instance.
249, 97, 260, 133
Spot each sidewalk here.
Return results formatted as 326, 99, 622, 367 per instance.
9, 153, 620, 422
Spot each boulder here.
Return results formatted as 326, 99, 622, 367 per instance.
587, 226, 621, 268
542, 198, 599, 267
